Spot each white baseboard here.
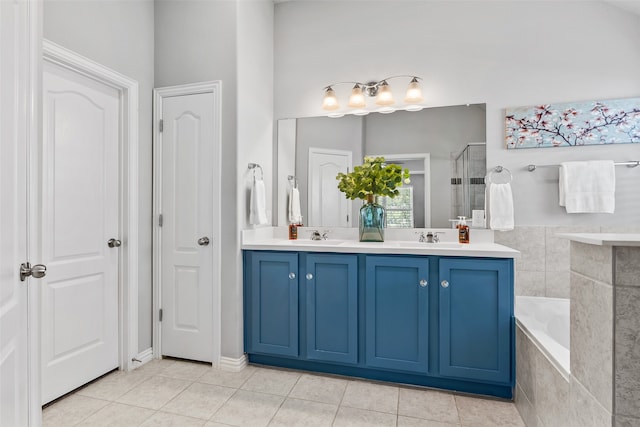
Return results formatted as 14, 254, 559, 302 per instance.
218, 354, 248, 372
131, 348, 154, 369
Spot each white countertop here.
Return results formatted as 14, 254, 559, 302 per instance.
242, 227, 520, 258
556, 233, 640, 247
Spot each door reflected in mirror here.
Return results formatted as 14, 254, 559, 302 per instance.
277, 104, 486, 229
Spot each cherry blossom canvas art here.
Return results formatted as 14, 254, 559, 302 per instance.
505, 97, 640, 149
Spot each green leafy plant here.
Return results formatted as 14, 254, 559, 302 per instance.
337, 156, 410, 200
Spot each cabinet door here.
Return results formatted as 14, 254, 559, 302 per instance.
305, 254, 358, 364
439, 258, 512, 383
365, 256, 429, 372
248, 252, 299, 357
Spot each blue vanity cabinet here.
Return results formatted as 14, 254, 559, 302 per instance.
304, 254, 358, 364
438, 257, 513, 384
245, 251, 299, 357
364, 256, 430, 373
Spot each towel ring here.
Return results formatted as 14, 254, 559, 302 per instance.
486, 166, 512, 184
248, 163, 263, 180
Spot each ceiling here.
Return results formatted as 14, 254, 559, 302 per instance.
604, 0, 640, 16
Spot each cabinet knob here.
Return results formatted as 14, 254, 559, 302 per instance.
419, 279, 428, 287
306, 273, 313, 280
441, 280, 449, 288
289, 272, 296, 280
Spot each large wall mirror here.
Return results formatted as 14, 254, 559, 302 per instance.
276, 104, 487, 229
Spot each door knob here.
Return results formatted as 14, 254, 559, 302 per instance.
197, 237, 210, 246
108, 238, 122, 248
441, 280, 449, 288
306, 273, 313, 280
419, 279, 428, 287
20, 262, 47, 281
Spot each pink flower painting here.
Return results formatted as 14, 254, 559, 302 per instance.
505, 97, 640, 149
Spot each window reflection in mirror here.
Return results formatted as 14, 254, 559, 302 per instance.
277, 104, 486, 229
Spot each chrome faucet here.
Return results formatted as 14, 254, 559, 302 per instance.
416, 231, 441, 243
310, 230, 330, 240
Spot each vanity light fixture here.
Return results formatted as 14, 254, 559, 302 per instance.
321, 75, 423, 113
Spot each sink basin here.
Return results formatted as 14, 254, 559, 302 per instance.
387, 241, 466, 249
283, 239, 345, 245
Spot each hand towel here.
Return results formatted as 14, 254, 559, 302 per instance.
559, 160, 615, 213
487, 182, 514, 231
250, 178, 268, 225
288, 187, 303, 224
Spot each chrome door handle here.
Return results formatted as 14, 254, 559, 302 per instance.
107, 238, 122, 248
20, 262, 47, 281
197, 237, 210, 246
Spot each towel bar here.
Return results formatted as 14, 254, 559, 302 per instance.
527, 161, 639, 172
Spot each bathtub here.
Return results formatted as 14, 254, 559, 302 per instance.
515, 296, 570, 378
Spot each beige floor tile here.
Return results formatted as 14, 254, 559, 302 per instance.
139, 411, 206, 427
157, 360, 212, 381
198, 365, 258, 388
268, 397, 337, 426
43, 394, 109, 426
455, 395, 525, 427
211, 389, 284, 427
241, 367, 301, 396
341, 380, 399, 414
137, 359, 179, 376
332, 406, 397, 427
76, 402, 155, 427
288, 374, 348, 405
161, 382, 235, 420
115, 375, 191, 410
398, 388, 459, 424
77, 369, 151, 401
398, 415, 461, 426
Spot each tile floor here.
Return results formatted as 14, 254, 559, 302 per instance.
43, 358, 525, 427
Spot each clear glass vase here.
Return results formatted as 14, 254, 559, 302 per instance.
359, 195, 385, 242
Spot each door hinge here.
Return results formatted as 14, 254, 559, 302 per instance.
347, 214, 349, 223
159, 119, 163, 132
158, 214, 163, 227
159, 308, 163, 322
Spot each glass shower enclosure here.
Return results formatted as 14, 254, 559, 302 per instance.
451, 142, 486, 222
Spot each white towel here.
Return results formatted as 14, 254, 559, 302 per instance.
250, 178, 268, 225
288, 187, 303, 224
559, 160, 615, 213
487, 183, 514, 231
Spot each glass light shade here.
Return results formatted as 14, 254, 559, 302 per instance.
404, 78, 423, 103
375, 81, 395, 106
322, 87, 339, 111
348, 85, 366, 108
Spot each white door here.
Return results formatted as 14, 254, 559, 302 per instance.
160, 92, 216, 363
0, 0, 31, 422
308, 148, 352, 227
40, 62, 120, 404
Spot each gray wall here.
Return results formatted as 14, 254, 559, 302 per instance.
155, 0, 274, 359
274, 0, 640, 227
44, 0, 155, 352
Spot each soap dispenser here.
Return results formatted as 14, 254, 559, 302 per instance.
457, 216, 470, 244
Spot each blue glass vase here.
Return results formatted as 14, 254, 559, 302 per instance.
359, 195, 385, 242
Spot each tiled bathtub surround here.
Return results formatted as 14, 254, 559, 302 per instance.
493, 226, 617, 298
515, 234, 640, 426
515, 326, 570, 427
568, 238, 640, 426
